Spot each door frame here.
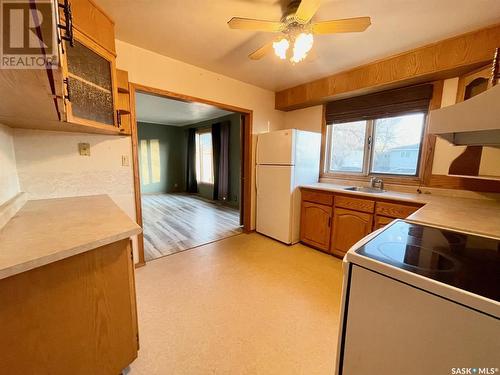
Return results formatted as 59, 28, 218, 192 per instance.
129, 83, 253, 267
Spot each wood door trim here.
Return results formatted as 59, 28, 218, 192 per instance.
128, 83, 254, 265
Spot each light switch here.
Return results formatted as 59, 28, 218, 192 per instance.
78, 143, 90, 156
122, 155, 130, 166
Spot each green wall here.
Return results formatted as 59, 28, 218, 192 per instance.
182, 113, 241, 205
138, 122, 186, 194
138, 114, 241, 205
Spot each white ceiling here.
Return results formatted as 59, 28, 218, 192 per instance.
136, 93, 233, 126
97, 0, 500, 91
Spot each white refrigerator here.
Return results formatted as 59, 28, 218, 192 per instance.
256, 129, 321, 244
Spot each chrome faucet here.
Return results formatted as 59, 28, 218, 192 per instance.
370, 177, 384, 191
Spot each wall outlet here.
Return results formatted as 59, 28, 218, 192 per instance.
121, 155, 130, 166
78, 143, 90, 156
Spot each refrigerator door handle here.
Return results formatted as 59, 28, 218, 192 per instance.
255, 136, 260, 195
255, 135, 260, 165
256, 165, 259, 196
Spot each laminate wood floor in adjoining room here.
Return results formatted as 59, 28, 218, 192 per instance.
141, 193, 242, 261
128, 233, 343, 375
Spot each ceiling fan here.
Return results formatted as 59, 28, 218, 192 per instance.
227, 0, 371, 63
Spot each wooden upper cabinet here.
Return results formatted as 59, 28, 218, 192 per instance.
61, 29, 119, 131
0, 0, 120, 135
300, 202, 332, 252
65, 0, 116, 55
456, 65, 492, 103
331, 208, 373, 258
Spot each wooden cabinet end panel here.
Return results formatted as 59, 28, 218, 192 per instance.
0, 240, 138, 374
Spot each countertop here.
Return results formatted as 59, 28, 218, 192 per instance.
0, 195, 142, 280
301, 182, 500, 239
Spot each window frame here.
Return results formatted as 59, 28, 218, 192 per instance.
195, 128, 214, 185
322, 111, 428, 182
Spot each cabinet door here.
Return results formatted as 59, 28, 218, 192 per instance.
300, 202, 332, 251
62, 30, 118, 129
331, 208, 373, 257
373, 215, 394, 230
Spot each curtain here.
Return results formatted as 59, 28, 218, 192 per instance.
212, 121, 230, 201
186, 128, 198, 193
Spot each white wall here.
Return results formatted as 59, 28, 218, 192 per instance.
283, 105, 323, 133
12, 129, 139, 258
0, 124, 20, 205
115, 40, 285, 228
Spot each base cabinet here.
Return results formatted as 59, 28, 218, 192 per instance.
299, 188, 424, 258
300, 201, 332, 251
331, 208, 373, 257
374, 215, 395, 230
0, 239, 138, 374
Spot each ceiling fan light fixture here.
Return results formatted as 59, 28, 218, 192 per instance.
273, 38, 290, 60
290, 32, 313, 63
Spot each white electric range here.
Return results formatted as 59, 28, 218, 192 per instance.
335, 220, 500, 375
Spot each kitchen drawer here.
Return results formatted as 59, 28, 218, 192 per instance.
301, 190, 334, 206
374, 215, 395, 230
335, 196, 375, 213
375, 201, 422, 218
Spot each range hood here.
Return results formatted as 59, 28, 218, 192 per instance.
428, 84, 500, 146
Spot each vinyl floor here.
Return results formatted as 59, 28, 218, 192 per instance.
141, 193, 242, 261
128, 233, 343, 375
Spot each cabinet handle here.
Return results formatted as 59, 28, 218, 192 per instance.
58, 0, 74, 48
63, 78, 71, 102
116, 110, 122, 128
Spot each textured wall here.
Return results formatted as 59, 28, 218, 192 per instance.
0, 124, 20, 205
12, 129, 139, 260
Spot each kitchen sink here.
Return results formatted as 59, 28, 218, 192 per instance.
344, 186, 386, 194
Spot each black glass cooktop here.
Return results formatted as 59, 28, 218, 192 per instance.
355, 221, 500, 302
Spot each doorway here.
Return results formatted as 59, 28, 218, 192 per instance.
129, 84, 253, 265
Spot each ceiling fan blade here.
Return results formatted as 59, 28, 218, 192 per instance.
228, 17, 283, 32
249, 42, 273, 60
312, 17, 372, 34
295, 0, 321, 24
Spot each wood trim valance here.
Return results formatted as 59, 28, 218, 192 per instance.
325, 84, 434, 124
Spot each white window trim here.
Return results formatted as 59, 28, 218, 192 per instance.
324, 113, 426, 178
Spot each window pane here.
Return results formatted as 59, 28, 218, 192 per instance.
150, 139, 161, 183
371, 113, 425, 175
139, 139, 150, 185
196, 132, 214, 184
329, 121, 367, 173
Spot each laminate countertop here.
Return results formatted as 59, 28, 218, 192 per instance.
0, 195, 142, 280
301, 183, 500, 239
